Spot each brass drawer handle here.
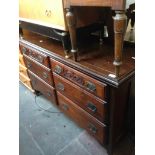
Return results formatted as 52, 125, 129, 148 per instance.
27, 62, 32, 68
42, 72, 48, 79
85, 81, 96, 92
62, 103, 69, 111
88, 123, 97, 134
37, 55, 44, 63
29, 50, 44, 63
87, 102, 97, 113
22, 47, 27, 54
57, 83, 64, 91
47, 92, 51, 97
54, 65, 63, 74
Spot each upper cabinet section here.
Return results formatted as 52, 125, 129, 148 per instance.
19, 0, 102, 31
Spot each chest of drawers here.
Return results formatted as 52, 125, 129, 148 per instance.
19, 30, 134, 155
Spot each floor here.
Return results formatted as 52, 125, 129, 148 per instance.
19, 82, 134, 155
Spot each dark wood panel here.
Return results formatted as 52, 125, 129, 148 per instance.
51, 59, 107, 100
20, 44, 50, 68
19, 31, 135, 86
57, 92, 107, 145
53, 73, 107, 123
64, 0, 126, 10
28, 70, 57, 105
23, 55, 54, 86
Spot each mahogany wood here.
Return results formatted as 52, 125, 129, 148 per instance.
51, 59, 107, 99
64, 0, 127, 77
28, 70, 57, 105
19, 30, 135, 155
57, 92, 107, 145
66, 8, 78, 61
20, 44, 50, 68
23, 54, 54, 86
19, 31, 134, 86
53, 73, 107, 123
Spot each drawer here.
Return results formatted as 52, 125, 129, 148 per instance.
20, 45, 50, 68
51, 59, 107, 100
53, 73, 107, 123
19, 0, 66, 30
19, 64, 29, 77
19, 72, 33, 90
57, 92, 106, 145
28, 70, 57, 105
19, 53, 26, 66
24, 55, 54, 86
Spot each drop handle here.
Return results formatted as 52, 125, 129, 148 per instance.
27, 62, 32, 68
46, 92, 51, 97
22, 47, 27, 54
88, 123, 97, 134
54, 65, 63, 74
62, 103, 69, 111
87, 102, 97, 113
42, 72, 48, 79
85, 81, 96, 92
57, 83, 65, 91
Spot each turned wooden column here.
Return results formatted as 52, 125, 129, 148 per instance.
113, 11, 127, 77
66, 8, 78, 62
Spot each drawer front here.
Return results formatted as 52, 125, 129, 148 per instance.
20, 45, 50, 68
51, 59, 107, 100
19, 72, 33, 89
19, 54, 26, 66
57, 92, 106, 145
53, 73, 107, 123
19, 0, 66, 30
19, 64, 29, 77
28, 70, 57, 105
24, 55, 54, 86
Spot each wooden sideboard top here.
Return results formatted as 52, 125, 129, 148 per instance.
19, 31, 135, 87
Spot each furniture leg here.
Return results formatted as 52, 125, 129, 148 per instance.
61, 32, 71, 58
113, 11, 127, 77
66, 8, 78, 61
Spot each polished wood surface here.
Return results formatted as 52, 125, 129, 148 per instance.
23, 54, 54, 86
19, 31, 134, 86
64, 0, 126, 10
28, 70, 57, 104
57, 92, 106, 144
19, 30, 134, 155
51, 59, 107, 99
54, 73, 107, 123
20, 44, 50, 68
64, 0, 127, 76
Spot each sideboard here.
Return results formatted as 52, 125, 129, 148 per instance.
19, 29, 134, 155
19, 0, 134, 154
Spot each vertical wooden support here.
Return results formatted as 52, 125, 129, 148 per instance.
113, 11, 127, 77
66, 8, 78, 61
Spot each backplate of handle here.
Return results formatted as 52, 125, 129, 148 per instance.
88, 123, 97, 134
87, 102, 97, 113
57, 83, 65, 91
85, 81, 96, 92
